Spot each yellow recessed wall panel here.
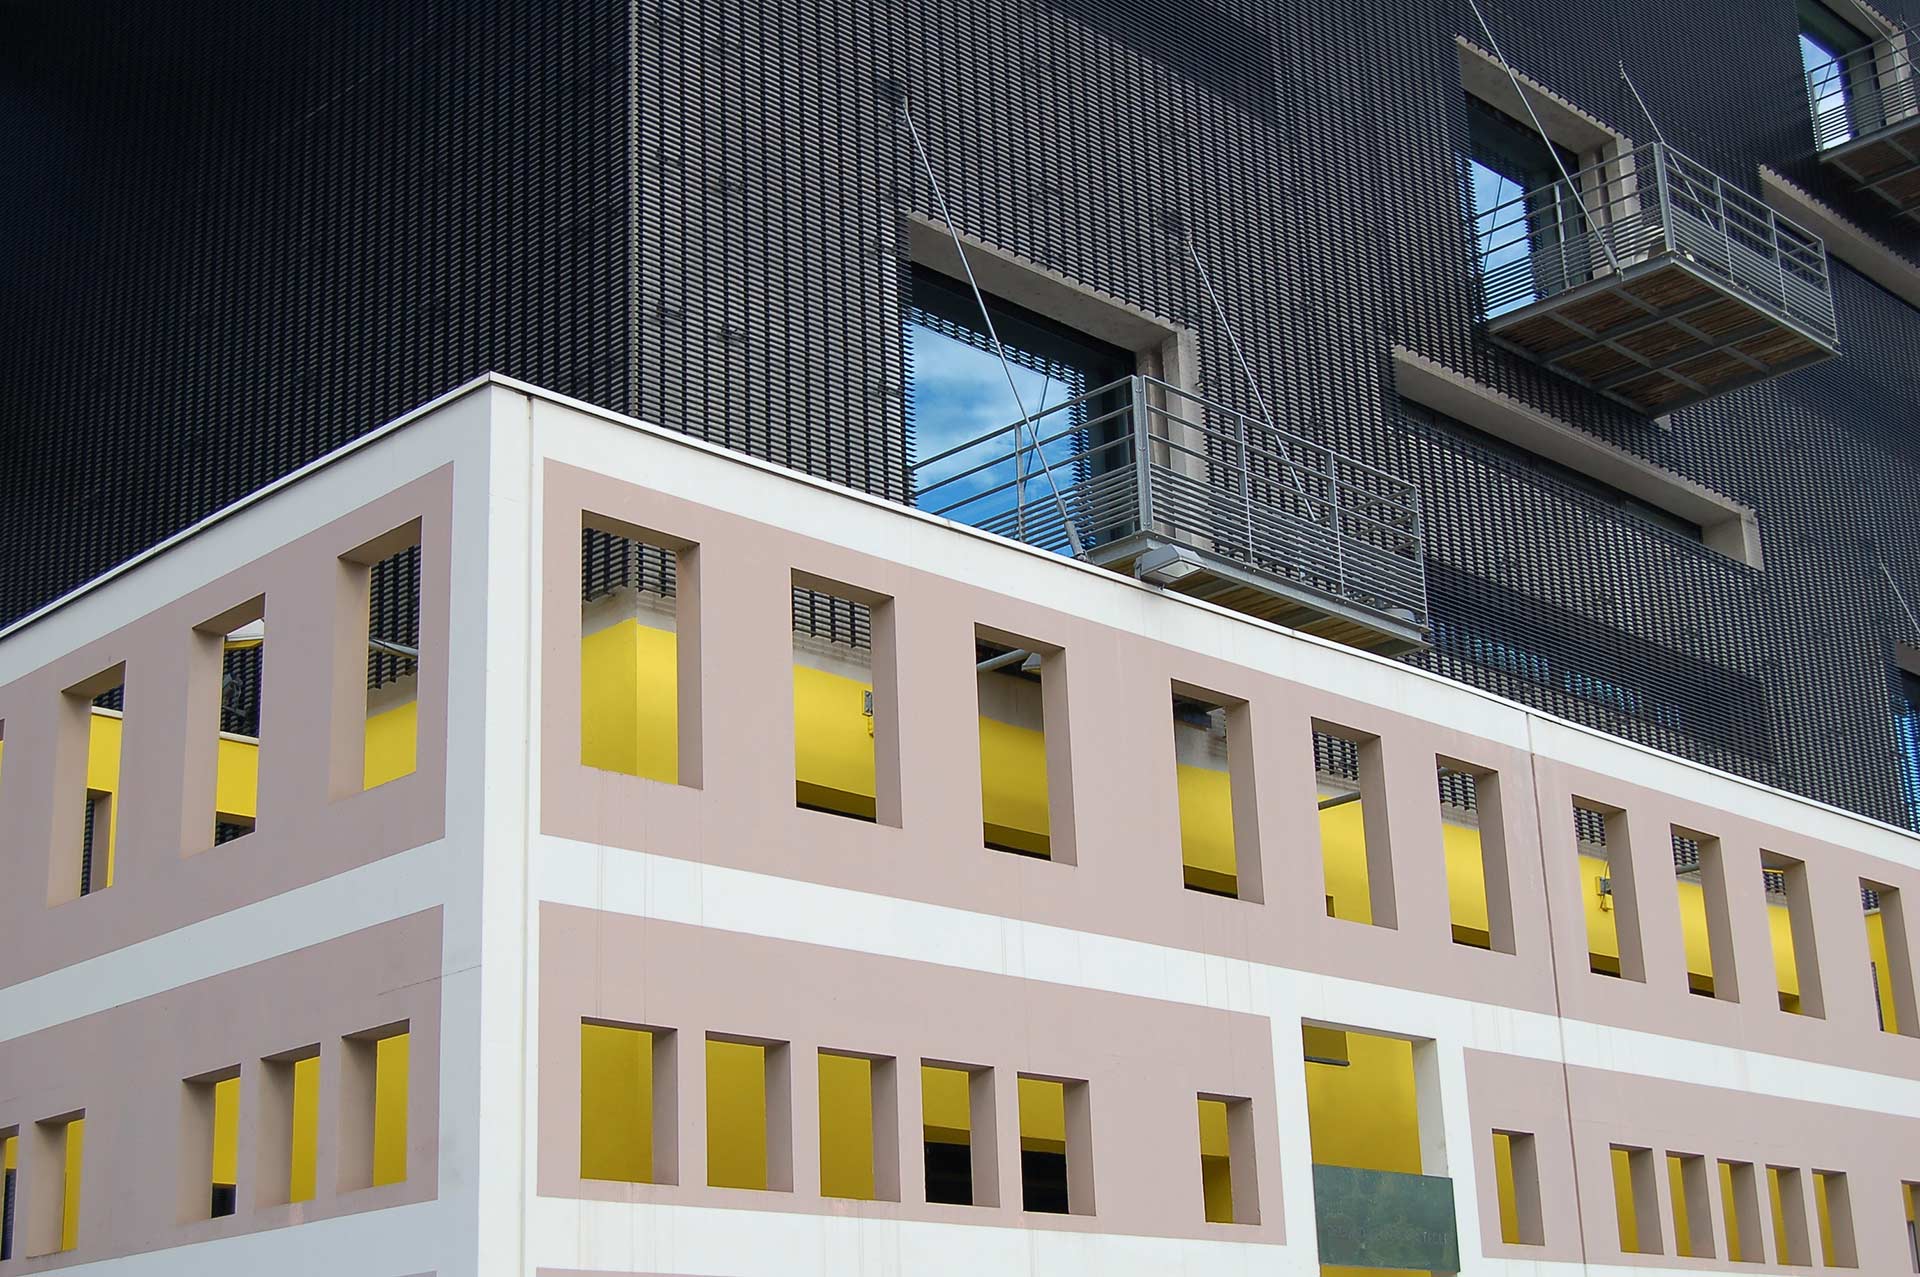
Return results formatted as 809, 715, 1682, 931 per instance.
291, 1056, 320, 1203
364, 700, 418, 790
818, 1053, 875, 1200
214, 736, 259, 823
212, 1077, 240, 1188
580, 617, 677, 783
372, 1033, 409, 1187
707, 1039, 768, 1190
792, 664, 877, 819
1177, 762, 1237, 892
581, 1023, 653, 1182
980, 715, 1050, 855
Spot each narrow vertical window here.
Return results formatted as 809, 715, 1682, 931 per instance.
1439, 761, 1514, 951
1317, 724, 1394, 926
202, 600, 265, 846
1765, 851, 1825, 1016
1865, 880, 1917, 1035
581, 1021, 656, 1183
819, 1051, 897, 1201
2, 1129, 17, 1262
338, 1022, 409, 1192
580, 517, 698, 786
1769, 1164, 1814, 1266
25, 1112, 83, 1256
1611, 1144, 1662, 1254
792, 574, 898, 825
256, 1046, 319, 1206
59, 667, 125, 900
1719, 1159, 1763, 1264
1196, 1095, 1258, 1224
1813, 1169, 1857, 1267
1902, 1181, 1918, 1271
1668, 1152, 1715, 1257
1492, 1130, 1544, 1245
922, 1063, 995, 1206
706, 1035, 791, 1192
1173, 687, 1260, 899
1018, 1075, 1092, 1215
977, 631, 1070, 861
181, 1068, 241, 1220
1577, 800, 1644, 980
364, 542, 422, 789
1674, 829, 1738, 1001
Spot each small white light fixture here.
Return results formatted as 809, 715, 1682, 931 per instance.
1134, 543, 1205, 587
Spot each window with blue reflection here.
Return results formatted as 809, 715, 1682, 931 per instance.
906, 264, 1133, 551
1465, 95, 1584, 318
1800, 0, 1867, 148
1896, 667, 1920, 826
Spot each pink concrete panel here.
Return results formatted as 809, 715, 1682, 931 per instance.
537, 462, 1920, 1078
536, 904, 1285, 1244
0, 469, 453, 985
0, 909, 442, 1270
1467, 1048, 1920, 1269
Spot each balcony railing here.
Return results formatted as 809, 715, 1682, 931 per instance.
1806, 29, 1920, 218
1477, 142, 1839, 413
909, 375, 1428, 653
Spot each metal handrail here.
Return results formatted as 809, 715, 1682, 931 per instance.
1475, 140, 1837, 344
910, 375, 1428, 626
1805, 26, 1920, 153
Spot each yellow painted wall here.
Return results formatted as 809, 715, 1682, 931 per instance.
1612, 1147, 1640, 1252
581, 1023, 653, 1182
364, 700, 418, 790
581, 618, 677, 783
291, 1056, 319, 1202
213, 736, 258, 823
921, 1064, 971, 1146
792, 663, 877, 819
819, 1053, 874, 1199
212, 1077, 239, 1187
1869, 910, 1901, 1033
87, 714, 121, 888
707, 1039, 767, 1190
1493, 1132, 1519, 1244
981, 715, 1050, 855
373, 1033, 409, 1187
1307, 1029, 1421, 1277
1177, 763, 1238, 893
1198, 1098, 1234, 1223
1017, 1077, 1067, 1155
61, 1117, 83, 1252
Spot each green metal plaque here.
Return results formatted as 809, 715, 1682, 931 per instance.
1312, 1163, 1460, 1273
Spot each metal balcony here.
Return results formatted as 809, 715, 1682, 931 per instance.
1807, 29, 1920, 218
1312, 1164, 1461, 1272
1477, 142, 1839, 415
909, 375, 1429, 655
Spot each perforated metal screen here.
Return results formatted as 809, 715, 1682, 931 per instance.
5, 0, 1920, 832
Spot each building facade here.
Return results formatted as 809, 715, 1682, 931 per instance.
4, 0, 1920, 1273
0, 381, 1915, 1276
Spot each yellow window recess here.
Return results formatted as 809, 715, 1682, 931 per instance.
372, 1033, 409, 1187
290, 1056, 320, 1203
581, 1022, 654, 1183
707, 1038, 769, 1191
818, 1052, 876, 1200
1197, 1098, 1233, 1223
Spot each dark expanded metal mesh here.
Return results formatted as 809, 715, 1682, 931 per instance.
367, 548, 421, 691
6, 0, 1920, 837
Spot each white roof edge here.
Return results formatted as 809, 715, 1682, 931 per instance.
6, 371, 1919, 855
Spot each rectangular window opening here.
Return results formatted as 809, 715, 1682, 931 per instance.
707, 1035, 791, 1192
580, 518, 694, 786
1766, 851, 1825, 1017
1018, 1074, 1092, 1215
1317, 725, 1395, 927
181, 1068, 241, 1221
1440, 761, 1514, 951
1769, 1165, 1814, 1266
1903, 1181, 1918, 1272
1493, 1129, 1544, 1246
202, 599, 265, 847
793, 576, 896, 825
25, 1113, 83, 1257
1814, 1169, 1858, 1267
581, 1021, 660, 1184
1719, 1159, 1764, 1264
1196, 1095, 1258, 1225
1674, 829, 1738, 1002
2, 1129, 17, 1263
1668, 1152, 1716, 1258
1578, 800, 1644, 981
363, 542, 421, 790
62, 667, 126, 901
1175, 688, 1257, 900
1303, 1026, 1422, 1178
256, 1046, 320, 1207
820, 1051, 898, 1202
976, 631, 1061, 861
922, 1062, 994, 1207
1611, 1144, 1662, 1255
1865, 880, 1916, 1036
338, 1022, 409, 1192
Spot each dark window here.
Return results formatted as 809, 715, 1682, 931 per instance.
1894, 667, 1920, 823
1021, 1148, 1070, 1213
1402, 399, 1704, 542
2, 1165, 13, 1261
906, 265, 1135, 545
210, 1182, 236, 1218
924, 1140, 972, 1205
